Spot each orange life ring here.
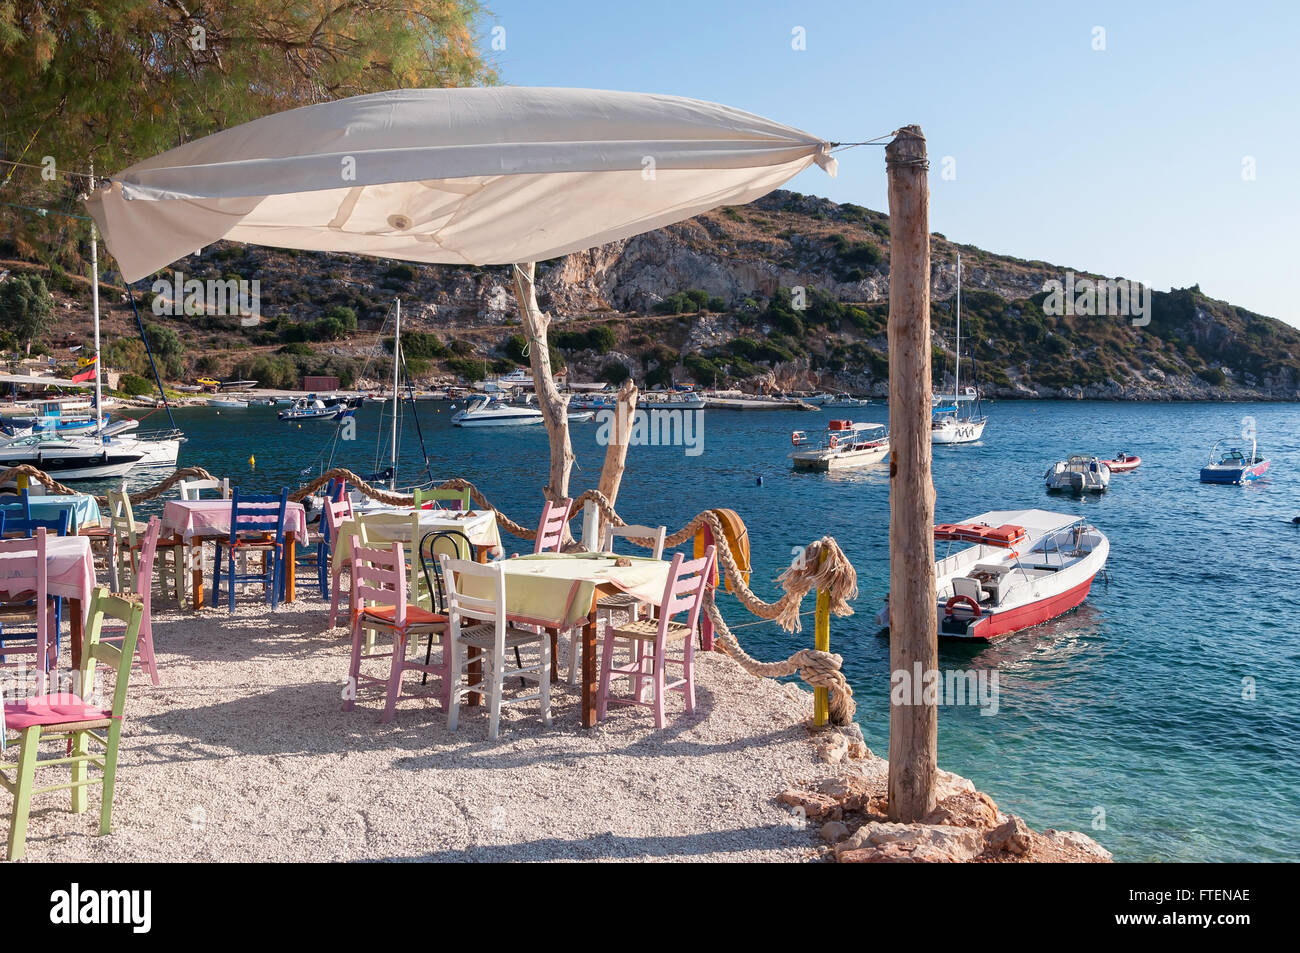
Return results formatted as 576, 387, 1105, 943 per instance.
944, 595, 981, 619
791, 431, 802, 446
828, 434, 839, 449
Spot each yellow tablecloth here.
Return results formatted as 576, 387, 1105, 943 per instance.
331, 509, 501, 572
461, 553, 670, 627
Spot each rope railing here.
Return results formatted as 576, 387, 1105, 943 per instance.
13, 463, 858, 723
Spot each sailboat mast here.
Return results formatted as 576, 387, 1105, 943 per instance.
89, 162, 103, 438
390, 298, 401, 489
954, 252, 961, 401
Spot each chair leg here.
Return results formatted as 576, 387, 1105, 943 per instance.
683, 633, 696, 715
7, 727, 40, 861
138, 608, 160, 686
487, 650, 503, 741
653, 642, 666, 729
632, 640, 646, 704
99, 722, 123, 836
343, 619, 364, 712
213, 544, 223, 606
447, 642, 464, 732
567, 627, 581, 686
596, 633, 617, 722
381, 630, 406, 723
328, 565, 343, 628
70, 730, 91, 813
539, 635, 552, 727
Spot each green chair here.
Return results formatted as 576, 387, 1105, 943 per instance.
412, 487, 472, 511
1, 587, 144, 860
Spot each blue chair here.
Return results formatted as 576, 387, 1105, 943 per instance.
307, 479, 348, 600
213, 488, 289, 612
7, 506, 71, 539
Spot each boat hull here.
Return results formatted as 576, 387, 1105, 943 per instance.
943, 575, 1096, 641
792, 444, 889, 471
1200, 460, 1269, 484
452, 412, 545, 427
932, 417, 987, 444
0, 451, 142, 480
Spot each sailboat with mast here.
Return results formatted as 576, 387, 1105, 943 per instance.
932, 252, 988, 445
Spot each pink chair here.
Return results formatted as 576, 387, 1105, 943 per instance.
597, 546, 716, 729
99, 516, 162, 685
533, 498, 573, 554
342, 536, 449, 723
325, 496, 356, 628
0, 528, 58, 697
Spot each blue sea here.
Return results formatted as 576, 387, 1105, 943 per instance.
116, 399, 1299, 862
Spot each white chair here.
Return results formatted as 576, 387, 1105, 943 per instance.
178, 477, 231, 501
439, 555, 551, 740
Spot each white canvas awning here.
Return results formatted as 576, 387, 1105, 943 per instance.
85, 87, 837, 282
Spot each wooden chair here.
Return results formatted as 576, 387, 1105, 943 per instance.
177, 477, 231, 501
533, 497, 573, 554
590, 522, 667, 688
343, 538, 449, 723
325, 495, 357, 627
212, 489, 289, 612
597, 546, 715, 729
1, 587, 144, 860
108, 488, 184, 604
412, 486, 472, 510
98, 517, 163, 685
0, 528, 58, 696
440, 555, 551, 740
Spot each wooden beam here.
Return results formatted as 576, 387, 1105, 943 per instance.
885, 125, 938, 823
512, 262, 574, 506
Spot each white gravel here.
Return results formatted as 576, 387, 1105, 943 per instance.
8, 597, 830, 862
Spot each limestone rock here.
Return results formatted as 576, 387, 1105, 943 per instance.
820, 821, 850, 844
835, 822, 986, 863
1042, 829, 1113, 861
988, 815, 1033, 855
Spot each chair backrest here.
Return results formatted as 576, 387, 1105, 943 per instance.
228, 488, 289, 543
952, 576, 983, 602
134, 516, 162, 616
602, 523, 667, 560
418, 530, 472, 613
533, 497, 573, 554
438, 555, 507, 638
178, 477, 231, 501
77, 586, 145, 717
413, 486, 472, 510
107, 486, 137, 546
349, 536, 409, 626
8, 503, 70, 539
657, 546, 716, 634
323, 496, 354, 540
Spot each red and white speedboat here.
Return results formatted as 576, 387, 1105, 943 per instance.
877, 509, 1109, 641
1102, 451, 1141, 473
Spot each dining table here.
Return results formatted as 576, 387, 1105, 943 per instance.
0, 534, 96, 667
161, 498, 310, 609
463, 552, 673, 728
330, 506, 503, 572
0, 493, 102, 534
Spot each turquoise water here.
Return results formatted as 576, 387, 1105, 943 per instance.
116, 399, 1299, 862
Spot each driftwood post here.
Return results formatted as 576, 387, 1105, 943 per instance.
584, 378, 639, 548
885, 125, 938, 822
512, 262, 574, 504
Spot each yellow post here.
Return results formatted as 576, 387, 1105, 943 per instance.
813, 573, 831, 727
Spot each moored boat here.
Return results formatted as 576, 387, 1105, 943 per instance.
1200, 436, 1269, 484
1103, 451, 1142, 473
451, 394, 545, 427
791, 420, 889, 471
0, 431, 144, 480
875, 509, 1110, 641
1044, 455, 1110, 493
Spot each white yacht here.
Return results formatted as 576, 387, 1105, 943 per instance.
451, 395, 546, 428
1044, 455, 1111, 494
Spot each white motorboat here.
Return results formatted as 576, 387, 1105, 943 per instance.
451, 395, 546, 427
822, 393, 870, 408
875, 509, 1110, 641
1044, 455, 1111, 493
278, 395, 356, 421
207, 397, 248, 409
932, 253, 988, 445
99, 418, 185, 468
642, 389, 706, 409
0, 431, 144, 480
791, 420, 889, 471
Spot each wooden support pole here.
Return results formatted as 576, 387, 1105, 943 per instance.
885, 125, 938, 822
512, 262, 574, 506
813, 584, 831, 727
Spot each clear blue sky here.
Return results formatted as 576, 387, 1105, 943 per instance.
478, 0, 1299, 325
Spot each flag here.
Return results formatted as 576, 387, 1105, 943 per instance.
72, 354, 97, 383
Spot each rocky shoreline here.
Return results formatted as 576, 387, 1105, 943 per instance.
781, 724, 1113, 863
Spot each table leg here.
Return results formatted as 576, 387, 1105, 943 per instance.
191, 540, 205, 610
582, 607, 598, 728
285, 538, 296, 602
69, 598, 84, 670
549, 628, 559, 684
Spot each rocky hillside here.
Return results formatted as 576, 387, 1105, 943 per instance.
4, 189, 1298, 399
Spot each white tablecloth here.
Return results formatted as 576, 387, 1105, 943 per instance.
0, 535, 96, 621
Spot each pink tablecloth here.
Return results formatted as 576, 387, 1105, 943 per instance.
0, 536, 96, 621
162, 499, 309, 545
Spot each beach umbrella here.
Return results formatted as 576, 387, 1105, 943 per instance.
84, 86, 837, 281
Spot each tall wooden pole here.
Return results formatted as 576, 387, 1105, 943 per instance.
885, 125, 938, 822
512, 262, 574, 504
